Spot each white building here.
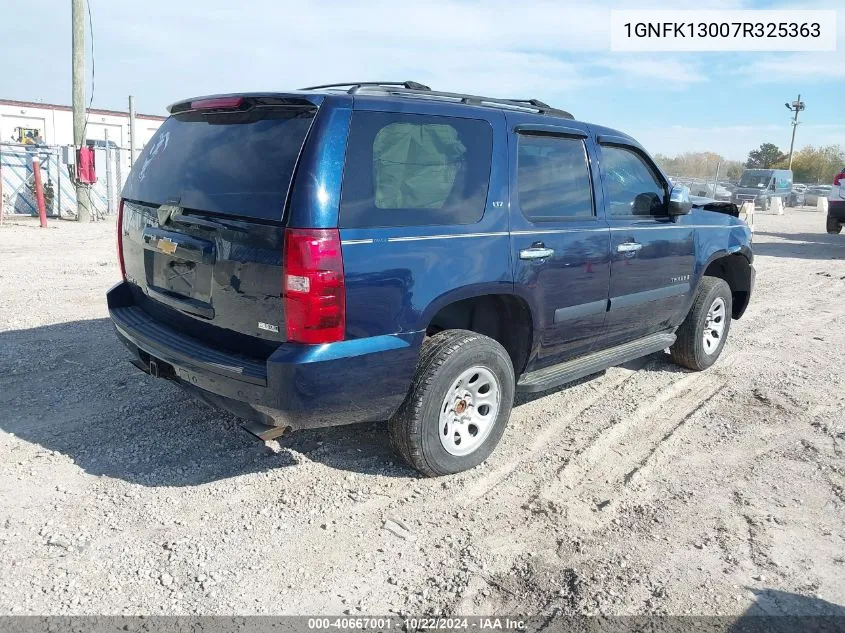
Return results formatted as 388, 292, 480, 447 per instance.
0, 98, 165, 149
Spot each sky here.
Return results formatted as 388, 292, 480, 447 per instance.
1, 0, 842, 161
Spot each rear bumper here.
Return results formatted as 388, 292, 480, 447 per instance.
107, 282, 422, 434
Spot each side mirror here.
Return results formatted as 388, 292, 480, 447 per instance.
668, 185, 692, 216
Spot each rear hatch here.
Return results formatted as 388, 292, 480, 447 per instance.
119, 95, 318, 358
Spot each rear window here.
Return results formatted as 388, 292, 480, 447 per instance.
121, 105, 315, 221
339, 111, 492, 228
517, 134, 593, 221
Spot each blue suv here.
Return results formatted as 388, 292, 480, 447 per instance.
107, 82, 754, 476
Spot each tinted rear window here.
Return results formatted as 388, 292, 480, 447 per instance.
340, 111, 492, 228
122, 106, 315, 221
517, 134, 593, 221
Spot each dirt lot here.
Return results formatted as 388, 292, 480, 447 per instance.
0, 208, 843, 617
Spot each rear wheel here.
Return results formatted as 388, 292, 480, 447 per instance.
389, 330, 515, 477
827, 217, 842, 235
670, 277, 732, 371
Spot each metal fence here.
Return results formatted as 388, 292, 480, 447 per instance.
0, 142, 130, 220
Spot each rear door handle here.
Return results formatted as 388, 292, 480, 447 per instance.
616, 242, 642, 253
519, 247, 555, 260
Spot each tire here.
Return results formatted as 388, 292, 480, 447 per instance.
670, 277, 733, 371
761, 197, 770, 212
388, 330, 515, 477
826, 217, 842, 235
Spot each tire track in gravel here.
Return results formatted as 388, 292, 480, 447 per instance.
459, 367, 644, 506
537, 372, 726, 529
523, 275, 845, 533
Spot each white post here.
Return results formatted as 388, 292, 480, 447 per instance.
105, 129, 114, 216
770, 196, 784, 216
128, 95, 137, 166
739, 201, 755, 233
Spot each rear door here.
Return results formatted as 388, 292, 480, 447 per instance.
337, 102, 510, 340
507, 117, 611, 370
119, 95, 319, 358
597, 139, 695, 348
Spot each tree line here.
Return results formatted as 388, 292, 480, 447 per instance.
655, 143, 844, 185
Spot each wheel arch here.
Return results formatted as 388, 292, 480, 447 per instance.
701, 251, 753, 319
422, 289, 535, 376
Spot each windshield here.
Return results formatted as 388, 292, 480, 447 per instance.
738, 170, 772, 188
122, 105, 315, 221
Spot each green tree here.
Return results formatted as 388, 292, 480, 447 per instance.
783, 145, 845, 184
725, 162, 745, 181
746, 143, 785, 169
653, 152, 744, 183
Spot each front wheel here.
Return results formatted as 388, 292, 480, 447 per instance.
670, 277, 733, 371
827, 217, 842, 235
389, 330, 515, 477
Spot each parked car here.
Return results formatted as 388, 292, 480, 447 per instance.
788, 183, 808, 207
807, 185, 833, 207
711, 184, 733, 202
107, 82, 755, 476
827, 169, 845, 234
731, 168, 793, 210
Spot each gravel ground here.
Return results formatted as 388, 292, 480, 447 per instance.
0, 208, 843, 617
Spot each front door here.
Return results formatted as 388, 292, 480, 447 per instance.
508, 119, 611, 371
596, 140, 695, 348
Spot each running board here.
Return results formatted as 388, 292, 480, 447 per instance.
516, 332, 676, 394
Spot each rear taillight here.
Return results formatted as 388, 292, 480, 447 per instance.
117, 199, 126, 281
283, 228, 345, 344
834, 172, 844, 186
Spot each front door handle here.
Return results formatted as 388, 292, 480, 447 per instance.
519, 247, 555, 260
616, 242, 642, 253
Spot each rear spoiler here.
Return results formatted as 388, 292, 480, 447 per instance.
167, 93, 322, 114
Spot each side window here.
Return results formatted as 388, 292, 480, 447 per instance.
517, 134, 593, 222
339, 111, 493, 228
600, 145, 667, 217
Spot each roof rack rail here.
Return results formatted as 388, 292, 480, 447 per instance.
364, 86, 574, 120
299, 81, 431, 94
507, 98, 552, 109
299, 82, 574, 120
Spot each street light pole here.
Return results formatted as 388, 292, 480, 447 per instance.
784, 94, 805, 171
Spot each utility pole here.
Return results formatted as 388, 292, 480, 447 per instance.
784, 94, 805, 171
128, 95, 137, 166
72, 0, 92, 222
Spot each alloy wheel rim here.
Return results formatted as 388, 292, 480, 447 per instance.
702, 297, 726, 355
438, 366, 500, 457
